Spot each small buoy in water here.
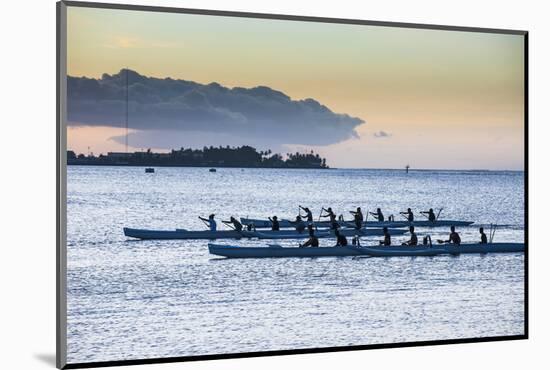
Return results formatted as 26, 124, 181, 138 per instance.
145, 168, 155, 173
209, 168, 216, 172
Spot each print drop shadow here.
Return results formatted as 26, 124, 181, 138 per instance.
34, 353, 56, 366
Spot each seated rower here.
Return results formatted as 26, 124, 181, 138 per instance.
402, 226, 418, 246
349, 207, 364, 229
400, 208, 414, 222
440, 225, 461, 245
421, 208, 436, 222
321, 207, 336, 220
479, 227, 488, 244
268, 216, 280, 231
299, 228, 319, 248
289, 215, 306, 233
198, 214, 217, 231
334, 229, 348, 247
222, 216, 243, 232
299, 205, 314, 223
321, 207, 340, 230
330, 217, 341, 230
379, 226, 391, 246
370, 208, 385, 222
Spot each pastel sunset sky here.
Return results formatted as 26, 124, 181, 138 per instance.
66, 6, 525, 170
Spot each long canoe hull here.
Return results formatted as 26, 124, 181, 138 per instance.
349, 246, 448, 257
124, 228, 241, 240
240, 218, 474, 229
208, 242, 524, 258
247, 227, 406, 239
123, 227, 406, 240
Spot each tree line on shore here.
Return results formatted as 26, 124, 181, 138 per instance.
67, 145, 328, 169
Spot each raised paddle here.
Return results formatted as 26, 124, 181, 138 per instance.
436, 208, 443, 221
317, 207, 324, 222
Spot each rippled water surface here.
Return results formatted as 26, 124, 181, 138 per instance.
66, 167, 525, 363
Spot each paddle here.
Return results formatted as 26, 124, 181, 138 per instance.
222, 221, 247, 239
489, 223, 497, 243
316, 207, 324, 229
222, 220, 237, 231
198, 217, 209, 229
436, 208, 443, 221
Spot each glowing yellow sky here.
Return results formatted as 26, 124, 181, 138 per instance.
66, 6, 525, 170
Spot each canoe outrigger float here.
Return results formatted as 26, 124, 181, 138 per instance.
208, 242, 524, 258
239, 218, 474, 229
123, 227, 407, 240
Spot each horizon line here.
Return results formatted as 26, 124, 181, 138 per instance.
332, 167, 525, 172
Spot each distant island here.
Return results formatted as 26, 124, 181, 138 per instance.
67, 145, 329, 169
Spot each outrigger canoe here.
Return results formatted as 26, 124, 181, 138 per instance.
240, 218, 474, 229
208, 242, 524, 258
123, 227, 407, 240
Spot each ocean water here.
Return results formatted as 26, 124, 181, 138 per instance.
66, 167, 525, 363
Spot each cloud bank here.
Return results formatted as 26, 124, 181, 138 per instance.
67, 69, 364, 149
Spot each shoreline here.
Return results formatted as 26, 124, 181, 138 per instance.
66, 163, 524, 172
66, 163, 330, 170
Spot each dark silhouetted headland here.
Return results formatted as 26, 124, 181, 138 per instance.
67, 145, 328, 169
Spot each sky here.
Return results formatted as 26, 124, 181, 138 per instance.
66, 6, 525, 170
